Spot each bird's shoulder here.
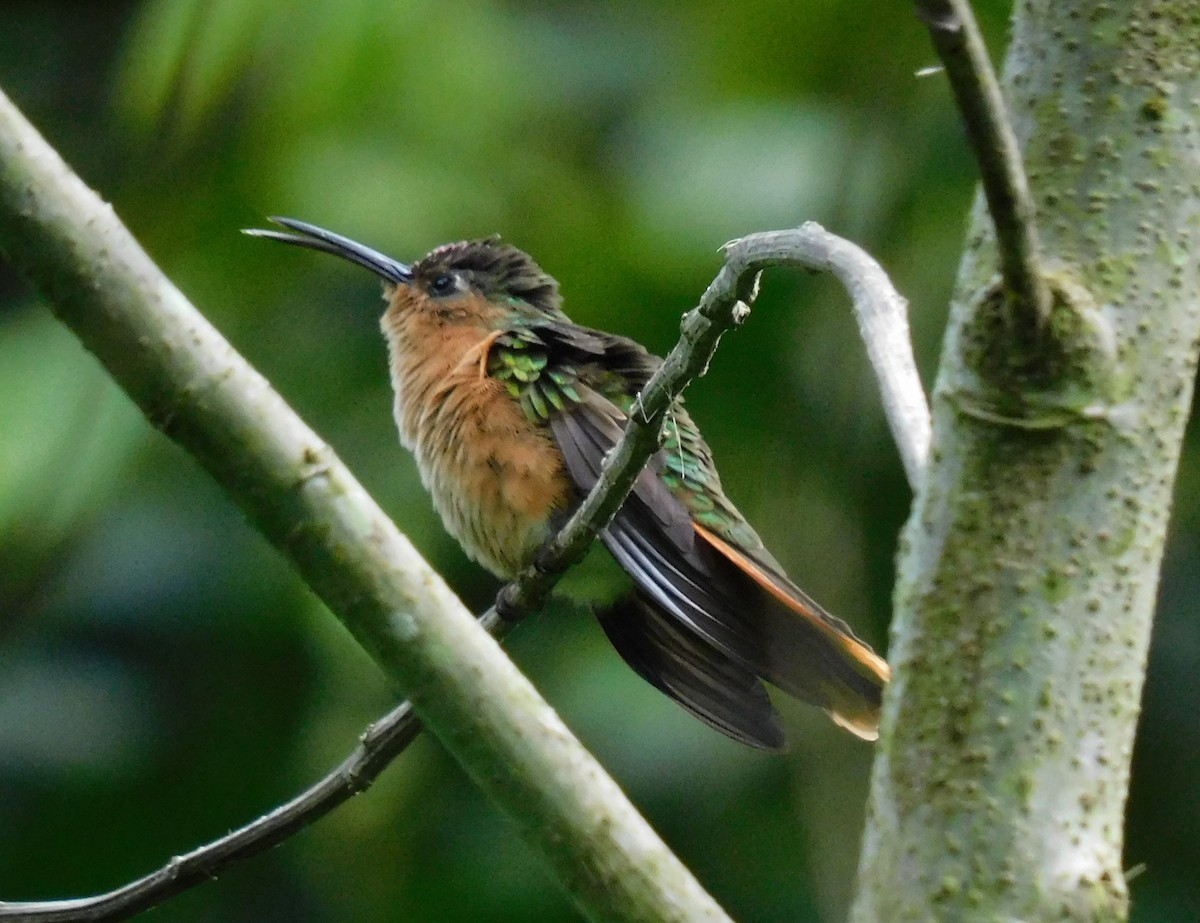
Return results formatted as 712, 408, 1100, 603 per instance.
485, 316, 658, 421
487, 315, 773, 560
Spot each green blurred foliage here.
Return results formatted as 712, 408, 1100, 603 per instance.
0, 1, 1196, 920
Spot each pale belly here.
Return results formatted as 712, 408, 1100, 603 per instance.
395, 374, 573, 577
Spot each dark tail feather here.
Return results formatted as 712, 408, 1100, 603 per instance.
550, 398, 888, 743
595, 596, 785, 751
693, 523, 890, 740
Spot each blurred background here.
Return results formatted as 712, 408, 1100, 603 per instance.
0, 1, 1197, 920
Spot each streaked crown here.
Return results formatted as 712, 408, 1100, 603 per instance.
414, 239, 562, 315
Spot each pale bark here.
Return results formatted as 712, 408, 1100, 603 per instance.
853, 1, 1200, 920
0, 86, 733, 923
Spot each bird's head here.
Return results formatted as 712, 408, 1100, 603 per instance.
245, 218, 563, 323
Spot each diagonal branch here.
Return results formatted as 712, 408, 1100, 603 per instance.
0, 74, 926, 919
916, 0, 1052, 332
0, 84, 734, 923
0, 704, 426, 923
0, 220, 926, 923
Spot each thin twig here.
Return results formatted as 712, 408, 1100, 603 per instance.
783, 223, 930, 489
916, 0, 1051, 331
0, 704, 424, 923
0, 221, 927, 922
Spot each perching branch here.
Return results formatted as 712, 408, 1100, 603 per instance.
0, 84, 734, 923
915, 0, 1052, 332
508, 222, 929, 601
0, 81, 926, 921
0, 219, 926, 923
0, 111, 925, 918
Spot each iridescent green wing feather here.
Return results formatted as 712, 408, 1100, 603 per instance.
487, 319, 759, 537
486, 325, 585, 423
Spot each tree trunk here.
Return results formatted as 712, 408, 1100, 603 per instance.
852, 1, 1200, 920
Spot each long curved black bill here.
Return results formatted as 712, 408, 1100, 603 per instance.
243, 217, 413, 284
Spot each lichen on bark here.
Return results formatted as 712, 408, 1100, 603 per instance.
852, 1, 1200, 920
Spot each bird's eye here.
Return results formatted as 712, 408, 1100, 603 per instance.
429, 274, 457, 297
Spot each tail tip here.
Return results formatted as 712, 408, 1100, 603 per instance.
831, 708, 881, 741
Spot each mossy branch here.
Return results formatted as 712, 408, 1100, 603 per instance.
854, 1, 1200, 919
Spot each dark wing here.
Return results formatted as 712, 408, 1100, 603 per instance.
499, 319, 889, 743
689, 523, 890, 739
549, 387, 785, 749
595, 595, 784, 750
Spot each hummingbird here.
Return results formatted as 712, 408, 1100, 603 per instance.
246, 218, 890, 750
